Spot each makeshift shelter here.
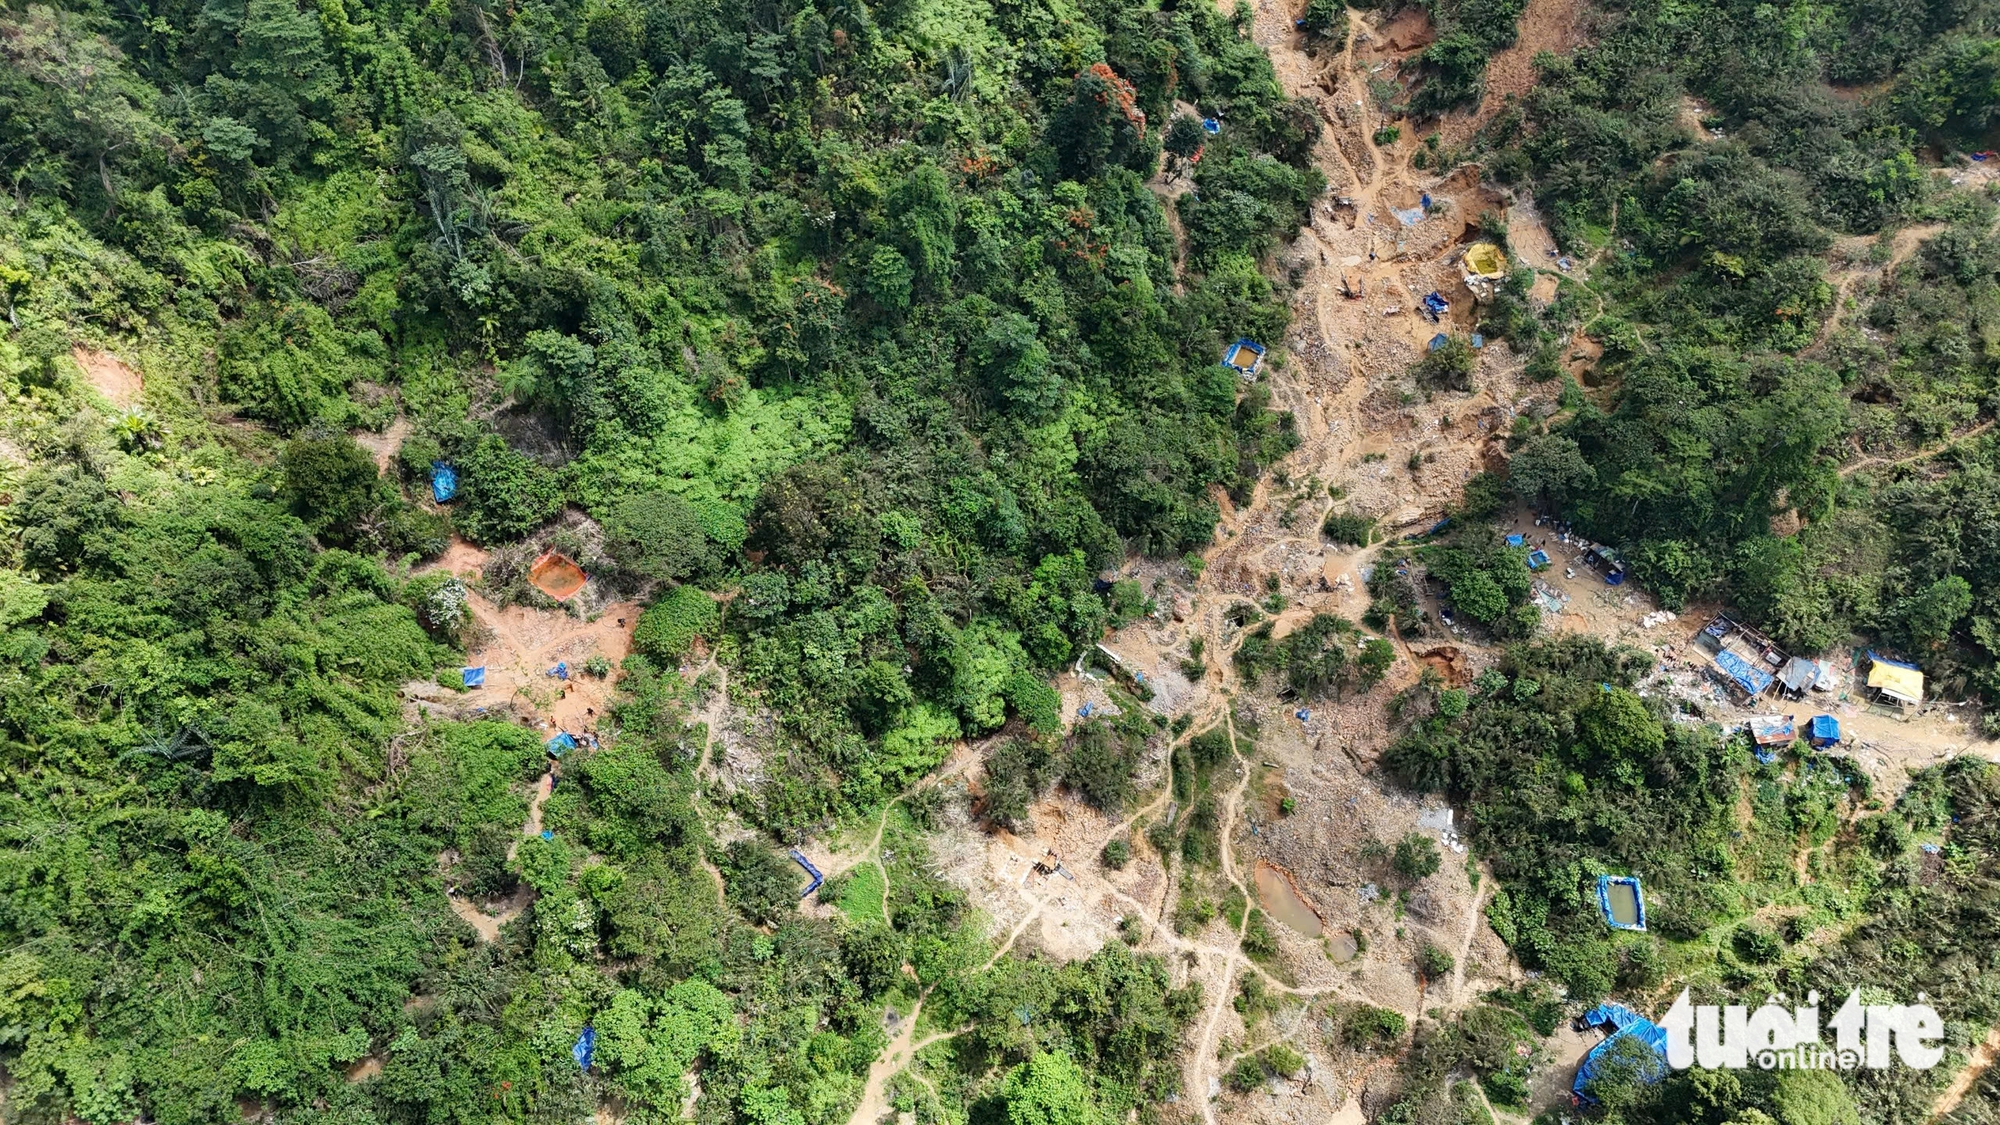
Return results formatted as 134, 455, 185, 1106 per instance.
429, 462, 458, 503
546, 731, 578, 758
1421, 291, 1450, 321
1505, 533, 1526, 548
1809, 714, 1841, 748
1589, 546, 1627, 584
572, 1027, 596, 1071
1746, 715, 1795, 762
529, 552, 589, 601
1571, 1003, 1669, 1103
1428, 332, 1449, 350
1713, 651, 1773, 697
1528, 549, 1551, 570
1867, 652, 1924, 706
1596, 875, 1647, 931
1462, 242, 1508, 302
1221, 338, 1266, 378
462, 666, 485, 688
1776, 656, 1819, 699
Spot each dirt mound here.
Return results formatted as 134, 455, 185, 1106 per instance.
73, 347, 142, 409
1418, 646, 1470, 685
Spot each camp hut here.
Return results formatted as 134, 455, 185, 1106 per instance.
1866, 652, 1923, 707
1776, 656, 1819, 700
1808, 715, 1841, 748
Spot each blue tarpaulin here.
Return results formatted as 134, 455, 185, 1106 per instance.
1572, 1003, 1669, 1102
572, 1027, 596, 1070
788, 849, 825, 898
1428, 332, 1449, 350
1868, 650, 1921, 671
1528, 549, 1551, 570
1470, 332, 1486, 348
1078, 701, 1095, 718
546, 731, 577, 757
1420, 192, 1433, 211
1202, 117, 1220, 134
1714, 651, 1773, 696
1810, 714, 1841, 747
462, 666, 485, 688
430, 462, 458, 503
1421, 292, 1450, 321
1505, 533, 1526, 547
548, 661, 569, 681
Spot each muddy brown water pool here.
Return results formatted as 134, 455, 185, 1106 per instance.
1255, 862, 1324, 937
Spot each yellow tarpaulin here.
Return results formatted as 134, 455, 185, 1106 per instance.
1867, 661, 1924, 705
1464, 242, 1507, 278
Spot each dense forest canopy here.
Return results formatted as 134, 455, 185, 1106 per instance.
0, 0, 1311, 1120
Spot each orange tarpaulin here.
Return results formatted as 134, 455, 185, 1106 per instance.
530, 552, 588, 601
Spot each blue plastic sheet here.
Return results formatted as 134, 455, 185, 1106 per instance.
462, 666, 485, 688
1528, 549, 1550, 570
548, 661, 569, 681
1202, 117, 1220, 134
789, 849, 825, 899
1505, 534, 1526, 548
1572, 1003, 1669, 1102
546, 731, 578, 757
1809, 714, 1840, 747
572, 1027, 596, 1070
430, 462, 458, 503
1714, 651, 1773, 696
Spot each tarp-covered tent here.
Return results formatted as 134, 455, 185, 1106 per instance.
1571, 1003, 1670, 1103
1777, 657, 1819, 696
1505, 533, 1526, 547
1714, 651, 1773, 696
1867, 652, 1924, 705
1809, 714, 1841, 747
546, 731, 577, 757
462, 666, 485, 688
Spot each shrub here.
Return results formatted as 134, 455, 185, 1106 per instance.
634, 586, 721, 660
1394, 831, 1442, 881
1100, 839, 1131, 869
1323, 511, 1375, 545
603, 489, 713, 581
1346, 1005, 1407, 1046
1412, 334, 1477, 391
1417, 941, 1456, 979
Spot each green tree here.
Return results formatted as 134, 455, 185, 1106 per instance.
603, 490, 712, 582
1394, 832, 1441, 881
997, 1051, 1111, 1125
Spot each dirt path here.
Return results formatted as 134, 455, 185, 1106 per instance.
1930, 1024, 2000, 1120
1839, 419, 1994, 477
1810, 223, 1944, 354
845, 996, 926, 1125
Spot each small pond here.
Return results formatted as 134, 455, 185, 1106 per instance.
1254, 862, 1322, 937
